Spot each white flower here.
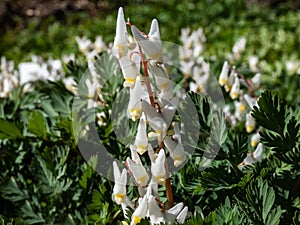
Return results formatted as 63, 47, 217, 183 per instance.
0, 78, 12, 98
131, 19, 162, 61
127, 156, 149, 187
251, 132, 261, 147
94, 35, 107, 53
63, 77, 77, 94
251, 73, 261, 90
128, 76, 149, 121
249, 55, 259, 72
18, 62, 41, 85
164, 136, 186, 167
244, 94, 257, 109
164, 202, 188, 224
239, 143, 264, 169
131, 195, 148, 225
219, 61, 229, 86
232, 37, 246, 58
76, 36, 93, 55
246, 113, 255, 133
229, 76, 240, 100
113, 7, 128, 59
134, 114, 149, 155
147, 195, 165, 224
234, 100, 246, 119
176, 206, 188, 224
224, 69, 236, 92
119, 56, 140, 88
148, 63, 172, 93
85, 78, 99, 108
151, 149, 166, 185
112, 162, 128, 205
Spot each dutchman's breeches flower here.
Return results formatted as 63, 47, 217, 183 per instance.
113, 7, 128, 59
127, 157, 149, 187
134, 113, 149, 155
219, 61, 229, 86
111, 7, 189, 224
246, 112, 256, 133
119, 56, 140, 88
131, 195, 148, 225
164, 136, 186, 167
112, 162, 128, 205
131, 20, 163, 62
151, 149, 166, 185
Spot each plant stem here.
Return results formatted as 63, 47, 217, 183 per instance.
138, 44, 155, 107
138, 44, 174, 209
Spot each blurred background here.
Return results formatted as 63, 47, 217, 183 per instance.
0, 0, 299, 63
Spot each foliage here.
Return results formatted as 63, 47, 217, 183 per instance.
0, 1, 300, 224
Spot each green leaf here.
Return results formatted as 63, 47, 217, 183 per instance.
20, 201, 45, 224
0, 119, 23, 139
0, 177, 29, 202
27, 110, 48, 139
252, 90, 286, 134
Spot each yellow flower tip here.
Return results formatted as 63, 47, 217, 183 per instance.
114, 194, 125, 205
155, 175, 166, 184
150, 52, 160, 59
198, 84, 204, 93
239, 104, 246, 113
224, 84, 231, 92
219, 78, 227, 86
129, 109, 142, 121
132, 215, 141, 225
136, 145, 147, 155
122, 221, 129, 225
123, 77, 136, 88
251, 140, 258, 148
148, 131, 161, 138
114, 44, 126, 51
174, 159, 183, 167
230, 92, 239, 100
137, 176, 147, 185
246, 125, 255, 133
159, 82, 169, 91
166, 129, 175, 136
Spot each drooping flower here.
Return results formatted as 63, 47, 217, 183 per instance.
147, 195, 165, 224
134, 113, 149, 155
239, 143, 264, 169
164, 202, 188, 224
113, 7, 128, 59
164, 136, 186, 167
219, 61, 229, 86
151, 149, 166, 185
230, 76, 240, 100
251, 73, 261, 90
131, 19, 163, 61
128, 76, 149, 121
119, 56, 140, 88
251, 132, 261, 147
126, 156, 149, 187
245, 113, 255, 133
224, 69, 236, 92
112, 162, 128, 205
131, 195, 148, 225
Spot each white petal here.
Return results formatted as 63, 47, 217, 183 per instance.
176, 206, 188, 224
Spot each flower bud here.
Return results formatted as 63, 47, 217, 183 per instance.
218, 61, 229, 86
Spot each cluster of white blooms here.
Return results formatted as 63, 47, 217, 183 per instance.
111, 7, 188, 224
0, 57, 17, 98
75, 35, 108, 60
178, 27, 210, 94
0, 55, 71, 96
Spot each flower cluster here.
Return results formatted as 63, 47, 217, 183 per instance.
111, 7, 188, 224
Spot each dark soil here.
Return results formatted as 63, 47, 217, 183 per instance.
0, 0, 129, 30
